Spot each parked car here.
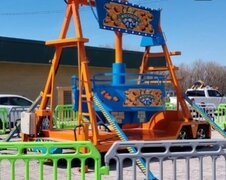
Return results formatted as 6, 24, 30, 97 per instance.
169, 80, 226, 108
0, 94, 33, 128
185, 86, 226, 107
0, 94, 32, 107
168, 81, 226, 122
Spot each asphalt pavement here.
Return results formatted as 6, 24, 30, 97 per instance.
0, 130, 225, 180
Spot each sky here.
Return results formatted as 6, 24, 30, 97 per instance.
0, 0, 226, 66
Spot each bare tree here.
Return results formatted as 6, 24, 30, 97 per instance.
176, 63, 191, 92
177, 60, 226, 95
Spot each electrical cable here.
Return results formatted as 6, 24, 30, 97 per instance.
0, 10, 63, 16
88, 0, 99, 23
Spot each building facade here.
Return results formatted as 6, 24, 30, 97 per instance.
0, 36, 165, 105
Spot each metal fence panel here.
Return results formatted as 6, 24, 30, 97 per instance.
165, 102, 176, 110
8, 106, 29, 129
215, 104, 226, 130
105, 140, 226, 180
190, 103, 216, 121
0, 141, 109, 180
0, 108, 7, 134
54, 104, 77, 129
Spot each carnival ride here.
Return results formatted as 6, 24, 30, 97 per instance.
21, 0, 212, 153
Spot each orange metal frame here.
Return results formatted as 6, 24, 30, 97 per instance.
34, 0, 99, 143
24, 0, 211, 147
33, 0, 126, 144
139, 46, 191, 120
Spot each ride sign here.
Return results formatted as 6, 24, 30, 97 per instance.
95, 0, 161, 37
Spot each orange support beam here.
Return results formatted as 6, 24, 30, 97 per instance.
148, 51, 181, 58
46, 37, 89, 47
162, 43, 192, 121
35, 0, 99, 144
115, 32, 123, 63
139, 27, 191, 121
